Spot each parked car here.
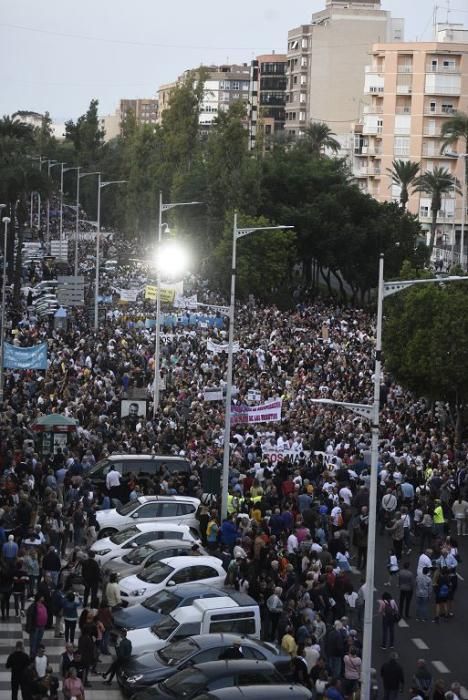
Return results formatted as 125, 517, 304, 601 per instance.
130, 661, 288, 700
88, 454, 192, 501
119, 555, 226, 606
192, 687, 313, 700
112, 584, 231, 634
103, 540, 207, 581
96, 495, 200, 538
90, 523, 199, 566
117, 633, 292, 693
125, 594, 260, 656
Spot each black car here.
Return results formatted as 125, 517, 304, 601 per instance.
112, 585, 232, 634
192, 687, 313, 700
131, 660, 288, 700
118, 634, 293, 693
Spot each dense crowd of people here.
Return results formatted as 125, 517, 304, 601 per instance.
0, 220, 466, 700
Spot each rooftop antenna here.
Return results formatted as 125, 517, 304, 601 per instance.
433, 4, 438, 40
446, 0, 450, 24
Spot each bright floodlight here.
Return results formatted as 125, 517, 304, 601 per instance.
155, 240, 190, 278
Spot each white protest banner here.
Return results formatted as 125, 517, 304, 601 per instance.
118, 289, 139, 303
203, 387, 224, 402
207, 339, 240, 354
231, 399, 282, 425
174, 294, 198, 310
261, 446, 311, 464
247, 389, 261, 403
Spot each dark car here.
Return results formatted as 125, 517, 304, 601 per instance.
192, 687, 313, 700
112, 584, 232, 634
88, 454, 191, 501
103, 540, 208, 581
117, 634, 293, 693
131, 660, 288, 700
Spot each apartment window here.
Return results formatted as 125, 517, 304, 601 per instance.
299, 111, 306, 122
300, 93, 306, 104
301, 57, 308, 68
431, 59, 438, 71
442, 103, 454, 113
290, 40, 299, 50
443, 59, 456, 71
420, 205, 429, 217
231, 81, 240, 91
394, 136, 410, 156
429, 101, 436, 113
302, 38, 308, 49
242, 82, 249, 91
300, 75, 307, 85
293, 76, 298, 85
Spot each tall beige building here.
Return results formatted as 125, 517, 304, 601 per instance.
285, 0, 404, 152
353, 25, 468, 257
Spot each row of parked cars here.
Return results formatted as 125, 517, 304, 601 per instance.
88, 463, 313, 698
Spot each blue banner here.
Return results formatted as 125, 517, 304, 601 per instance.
4, 342, 48, 370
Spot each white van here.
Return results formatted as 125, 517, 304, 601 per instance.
127, 594, 261, 655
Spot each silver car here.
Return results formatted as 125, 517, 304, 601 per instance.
102, 540, 207, 581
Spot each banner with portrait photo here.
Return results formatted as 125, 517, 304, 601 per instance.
121, 399, 147, 418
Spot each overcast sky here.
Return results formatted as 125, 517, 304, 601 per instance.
1, 0, 466, 122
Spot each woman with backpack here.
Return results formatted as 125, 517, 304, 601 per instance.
378, 591, 400, 650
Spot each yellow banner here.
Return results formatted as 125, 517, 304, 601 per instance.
145, 286, 175, 304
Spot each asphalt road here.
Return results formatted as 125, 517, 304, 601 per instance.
371, 525, 468, 695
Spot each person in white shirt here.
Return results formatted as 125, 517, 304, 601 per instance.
106, 466, 121, 491
417, 550, 433, 576
34, 646, 48, 678
287, 532, 299, 554
339, 485, 352, 506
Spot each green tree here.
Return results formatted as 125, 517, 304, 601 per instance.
211, 214, 297, 303
441, 110, 468, 157
384, 282, 468, 442
65, 99, 104, 166
386, 159, 420, 209
414, 167, 459, 254
0, 117, 50, 296
302, 121, 340, 157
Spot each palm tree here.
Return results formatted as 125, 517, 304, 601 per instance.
386, 159, 420, 209
414, 166, 459, 254
441, 111, 468, 156
303, 121, 340, 157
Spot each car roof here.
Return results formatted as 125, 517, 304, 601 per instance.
137, 495, 199, 505
193, 687, 312, 699
153, 583, 226, 597
172, 599, 254, 623
159, 555, 222, 567
190, 660, 276, 677
128, 523, 193, 534
107, 454, 190, 463
144, 540, 197, 551
185, 634, 267, 650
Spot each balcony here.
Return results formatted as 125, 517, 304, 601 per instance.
422, 147, 449, 157
397, 65, 413, 73
396, 84, 412, 95
423, 107, 457, 116
395, 106, 411, 114
423, 128, 440, 137
426, 65, 460, 74
355, 169, 369, 178
363, 105, 383, 115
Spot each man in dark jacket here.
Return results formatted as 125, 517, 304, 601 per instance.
103, 629, 132, 685
81, 552, 100, 608
42, 546, 61, 587
381, 652, 405, 699
6, 641, 30, 700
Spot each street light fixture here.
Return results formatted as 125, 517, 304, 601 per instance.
310, 256, 468, 700
220, 212, 294, 521
94, 176, 127, 330
0, 212, 11, 404
45, 160, 58, 245
75, 170, 100, 276
152, 192, 203, 416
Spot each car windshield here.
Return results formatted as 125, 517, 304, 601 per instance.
142, 589, 181, 614
151, 615, 178, 642
116, 501, 139, 516
157, 638, 198, 664
88, 458, 110, 475
138, 562, 173, 584
110, 526, 139, 545
122, 545, 154, 565
163, 669, 206, 697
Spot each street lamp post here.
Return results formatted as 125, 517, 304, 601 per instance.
75, 171, 100, 276
46, 160, 58, 245
152, 191, 202, 417
0, 213, 11, 404
94, 176, 127, 330
220, 213, 294, 521
311, 258, 468, 700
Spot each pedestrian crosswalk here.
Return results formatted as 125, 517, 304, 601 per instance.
0, 621, 122, 700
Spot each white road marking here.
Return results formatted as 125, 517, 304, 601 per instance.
459, 686, 468, 699
398, 618, 409, 628
432, 660, 450, 674
411, 638, 429, 650
457, 572, 464, 581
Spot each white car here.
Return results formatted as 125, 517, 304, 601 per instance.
90, 523, 199, 566
96, 496, 200, 538
119, 556, 226, 606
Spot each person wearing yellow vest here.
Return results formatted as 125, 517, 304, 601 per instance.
433, 500, 445, 537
